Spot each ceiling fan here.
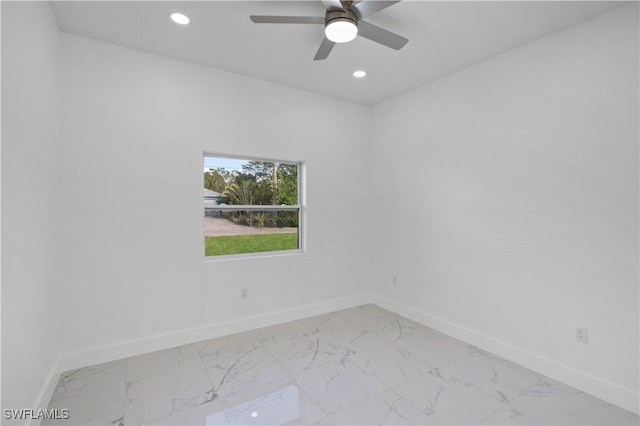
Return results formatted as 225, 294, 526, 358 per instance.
249, 0, 409, 61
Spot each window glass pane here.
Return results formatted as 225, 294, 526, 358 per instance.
204, 155, 301, 258
204, 158, 298, 206
204, 209, 299, 256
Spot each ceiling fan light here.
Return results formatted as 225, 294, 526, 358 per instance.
325, 19, 358, 43
170, 12, 190, 25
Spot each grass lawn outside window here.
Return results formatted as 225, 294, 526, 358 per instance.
204, 233, 298, 256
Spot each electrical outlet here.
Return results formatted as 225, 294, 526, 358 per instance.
241, 288, 248, 299
576, 327, 588, 344
392, 276, 398, 286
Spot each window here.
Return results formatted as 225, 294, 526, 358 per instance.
203, 154, 302, 258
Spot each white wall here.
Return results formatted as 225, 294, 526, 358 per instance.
1, 1, 62, 415
372, 4, 638, 412
59, 33, 372, 358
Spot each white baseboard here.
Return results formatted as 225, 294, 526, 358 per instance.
370, 293, 640, 415
30, 355, 63, 426
57, 293, 371, 374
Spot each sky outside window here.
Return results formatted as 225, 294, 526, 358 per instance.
203, 157, 248, 173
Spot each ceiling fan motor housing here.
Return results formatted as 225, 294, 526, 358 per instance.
325, 9, 358, 27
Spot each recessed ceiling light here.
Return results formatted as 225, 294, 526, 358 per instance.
353, 70, 367, 78
170, 13, 190, 25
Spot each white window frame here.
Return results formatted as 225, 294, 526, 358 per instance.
203, 153, 305, 261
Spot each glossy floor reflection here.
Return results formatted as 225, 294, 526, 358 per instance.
45, 305, 639, 425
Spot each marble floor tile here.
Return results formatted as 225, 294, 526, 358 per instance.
432, 347, 541, 403
220, 377, 328, 425
50, 360, 126, 403
124, 392, 223, 426
313, 417, 336, 425
252, 320, 312, 348
506, 378, 640, 425
126, 344, 202, 383
43, 306, 639, 425
124, 363, 215, 425
331, 389, 437, 425
342, 329, 394, 354
480, 406, 541, 425
334, 304, 395, 330
147, 400, 228, 426
297, 312, 338, 330
301, 310, 396, 354
264, 334, 354, 375
203, 347, 291, 399
350, 343, 434, 389
196, 331, 261, 363
126, 364, 212, 403
45, 362, 126, 425
393, 368, 507, 424
291, 358, 384, 414
301, 313, 380, 350
45, 384, 125, 426
393, 326, 476, 368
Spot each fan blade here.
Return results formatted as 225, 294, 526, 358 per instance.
313, 37, 336, 60
352, 0, 400, 18
358, 20, 408, 50
250, 15, 324, 24
321, 0, 344, 11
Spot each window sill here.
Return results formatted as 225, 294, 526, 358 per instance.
203, 249, 304, 263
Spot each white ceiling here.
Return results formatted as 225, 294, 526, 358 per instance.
50, 1, 623, 105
